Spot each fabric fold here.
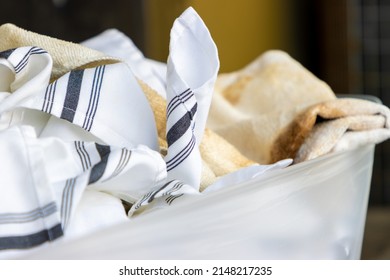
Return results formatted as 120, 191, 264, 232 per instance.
0, 23, 119, 81
164, 7, 219, 188
271, 98, 390, 163
129, 7, 220, 214
207, 50, 336, 164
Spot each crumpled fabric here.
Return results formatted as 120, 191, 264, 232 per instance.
0, 7, 220, 256
0, 7, 294, 258
271, 98, 390, 163
207, 49, 390, 165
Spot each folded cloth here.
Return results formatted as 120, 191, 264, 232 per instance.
0, 23, 119, 81
208, 49, 390, 165
128, 7, 224, 215
81, 9, 256, 192
81, 29, 168, 98
0, 19, 168, 253
207, 50, 336, 164
271, 98, 390, 163
0, 7, 230, 254
0, 125, 165, 256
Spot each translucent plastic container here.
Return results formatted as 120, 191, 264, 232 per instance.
27, 143, 375, 260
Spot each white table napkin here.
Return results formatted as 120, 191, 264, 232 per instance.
128, 7, 219, 215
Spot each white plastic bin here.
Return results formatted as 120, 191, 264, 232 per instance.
26, 143, 375, 259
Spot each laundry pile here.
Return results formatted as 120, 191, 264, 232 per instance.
1, 7, 389, 258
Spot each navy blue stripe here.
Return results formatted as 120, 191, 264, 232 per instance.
166, 103, 197, 147
60, 70, 84, 123
166, 136, 196, 171
0, 48, 15, 59
166, 88, 190, 112
166, 88, 192, 117
14, 47, 33, 73
167, 90, 194, 119
42, 83, 52, 113
42, 81, 57, 113
83, 65, 105, 131
48, 81, 57, 113
0, 224, 63, 250
147, 180, 175, 203
88, 66, 105, 129
14, 47, 45, 73
88, 143, 111, 184
166, 193, 184, 205
30, 49, 47, 55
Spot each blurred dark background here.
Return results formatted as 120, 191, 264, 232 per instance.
1, 0, 389, 259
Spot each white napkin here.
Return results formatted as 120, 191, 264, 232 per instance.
0, 44, 167, 254
129, 7, 219, 215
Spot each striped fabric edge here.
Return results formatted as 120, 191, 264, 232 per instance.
0, 202, 57, 224
166, 134, 196, 171
166, 88, 193, 118
60, 178, 77, 231
0, 224, 63, 250
14, 47, 48, 73
82, 65, 106, 132
131, 180, 190, 212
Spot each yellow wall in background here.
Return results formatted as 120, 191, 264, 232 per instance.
143, 0, 297, 73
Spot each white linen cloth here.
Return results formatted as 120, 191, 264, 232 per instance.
0, 45, 167, 255
0, 7, 220, 256
81, 29, 168, 98
0, 7, 292, 258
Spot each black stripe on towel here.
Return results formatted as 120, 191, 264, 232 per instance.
0, 48, 15, 59
42, 80, 57, 114
0, 223, 63, 250
166, 88, 192, 118
166, 103, 197, 147
74, 141, 92, 171
88, 143, 111, 184
14, 47, 47, 73
60, 69, 84, 123
166, 135, 196, 171
83, 65, 105, 131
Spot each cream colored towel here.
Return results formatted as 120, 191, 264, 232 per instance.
271, 98, 390, 163
0, 23, 119, 80
208, 50, 336, 164
208, 49, 390, 165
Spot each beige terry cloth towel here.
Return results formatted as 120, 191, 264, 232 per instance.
271, 98, 390, 163
208, 50, 336, 164
0, 23, 255, 189
0, 23, 119, 81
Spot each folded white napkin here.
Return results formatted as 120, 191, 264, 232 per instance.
129, 7, 220, 215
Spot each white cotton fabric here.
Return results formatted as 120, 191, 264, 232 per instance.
0, 7, 221, 257
1, 7, 292, 258
0, 45, 166, 256
81, 29, 168, 98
